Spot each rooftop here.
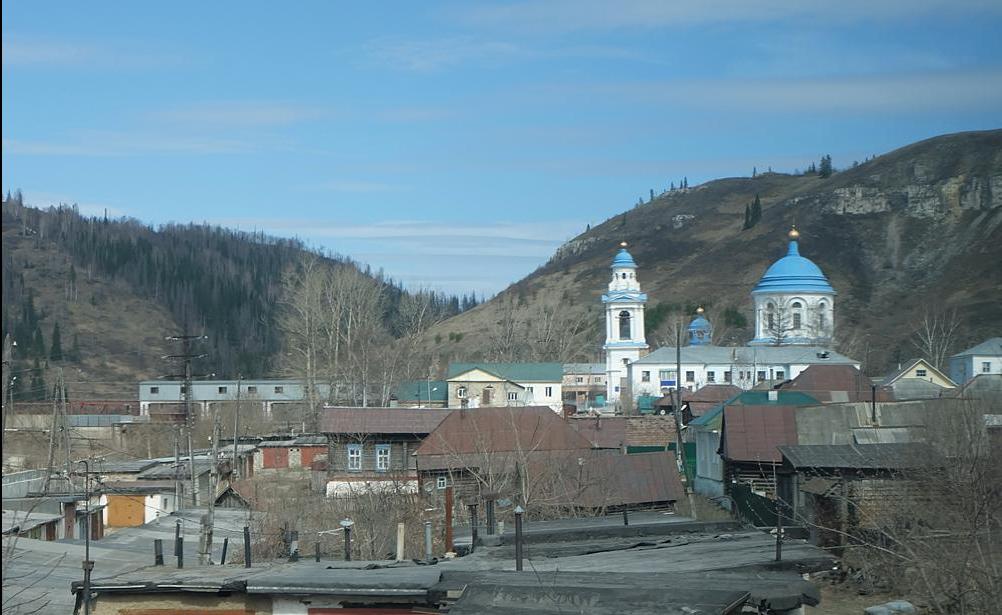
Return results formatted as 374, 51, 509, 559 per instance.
393, 380, 449, 403
321, 407, 452, 435
951, 337, 1002, 357
751, 239, 835, 295
634, 345, 857, 366
447, 362, 564, 382
779, 443, 934, 470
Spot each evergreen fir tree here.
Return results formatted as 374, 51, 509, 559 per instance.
819, 155, 833, 178
70, 333, 81, 361
50, 321, 63, 361
752, 194, 762, 225
743, 204, 751, 230
32, 326, 45, 358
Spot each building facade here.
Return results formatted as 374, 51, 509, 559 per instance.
138, 379, 325, 416
949, 338, 1002, 385
446, 363, 563, 412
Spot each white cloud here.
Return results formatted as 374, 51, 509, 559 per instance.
458, 0, 1002, 33
3, 132, 256, 157
150, 101, 326, 127
2, 33, 180, 69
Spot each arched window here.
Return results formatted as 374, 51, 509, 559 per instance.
619, 310, 631, 339
766, 302, 776, 330
791, 301, 803, 330
818, 301, 827, 331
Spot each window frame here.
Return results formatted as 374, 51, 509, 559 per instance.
274, 386, 284, 394
544, 386, 553, 397
375, 444, 391, 472
347, 444, 362, 471
915, 369, 928, 377
150, 386, 159, 395
641, 371, 651, 382
507, 391, 519, 402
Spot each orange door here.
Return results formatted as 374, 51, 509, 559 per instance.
107, 494, 146, 527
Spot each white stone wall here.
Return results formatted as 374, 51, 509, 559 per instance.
753, 292, 834, 344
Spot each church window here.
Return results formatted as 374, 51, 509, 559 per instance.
618, 311, 631, 339
791, 302, 803, 329
793, 313, 802, 329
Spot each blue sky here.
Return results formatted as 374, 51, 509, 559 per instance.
4, 1, 1002, 295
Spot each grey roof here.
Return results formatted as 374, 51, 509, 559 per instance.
90, 459, 162, 474
563, 363, 606, 375
293, 435, 328, 446
852, 427, 924, 445
2, 509, 62, 534
778, 443, 934, 470
952, 337, 1002, 357
633, 345, 857, 366
138, 460, 214, 479
888, 378, 951, 400
954, 374, 1002, 399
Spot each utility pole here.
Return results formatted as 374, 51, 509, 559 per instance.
163, 332, 209, 507
173, 426, 182, 512
1, 334, 12, 451
199, 414, 220, 565
232, 375, 242, 479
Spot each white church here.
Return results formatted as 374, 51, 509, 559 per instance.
602, 230, 860, 406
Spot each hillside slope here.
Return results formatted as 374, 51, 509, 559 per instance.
423, 129, 1002, 374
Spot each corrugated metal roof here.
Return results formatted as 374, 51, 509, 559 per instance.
321, 407, 451, 435
563, 363, 606, 375
90, 459, 162, 474
634, 345, 857, 366
568, 416, 626, 449
138, 460, 214, 479
722, 405, 798, 463
393, 380, 448, 402
415, 407, 593, 457
778, 443, 933, 470
851, 427, 923, 445
780, 364, 884, 403
447, 362, 563, 382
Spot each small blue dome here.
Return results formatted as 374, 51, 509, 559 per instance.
612, 247, 637, 269
688, 313, 712, 346
752, 240, 835, 295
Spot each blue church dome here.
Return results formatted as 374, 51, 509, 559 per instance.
612, 243, 637, 268
752, 231, 835, 295
688, 308, 712, 346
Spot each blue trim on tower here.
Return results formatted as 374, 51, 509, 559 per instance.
602, 292, 648, 303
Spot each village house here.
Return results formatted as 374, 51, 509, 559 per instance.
879, 358, 956, 400
97, 481, 177, 529
446, 363, 563, 412
2, 509, 62, 541
948, 337, 1002, 385
414, 406, 684, 514
253, 435, 328, 473
319, 406, 451, 496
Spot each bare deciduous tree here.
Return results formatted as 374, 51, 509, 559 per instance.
911, 307, 961, 369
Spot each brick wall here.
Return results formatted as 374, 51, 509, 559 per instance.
625, 416, 678, 447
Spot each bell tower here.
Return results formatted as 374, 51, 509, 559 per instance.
603, 242, 648, 406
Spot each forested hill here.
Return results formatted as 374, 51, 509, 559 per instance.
419, 129, 1002, 375
1, 195, 479, 399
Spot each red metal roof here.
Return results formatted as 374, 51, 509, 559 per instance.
320, 407, 451, 435
780, 365, 889, 403
722, 405, 798, 463
568, 416, 626, 449
415, 406, 594, 457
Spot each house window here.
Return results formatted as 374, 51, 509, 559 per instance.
659, 370, 675, 381
915, 369, 927, 377
247, 386, 257, 393
218, 386, 227, 394
982, 362, 991, 373
575, 377, 583, 384
545, 386, 553, 397
724, 371, 732, 383
347, 444, 362, 471
507, 392, 518, 401
707, 371, 715, 383
776, 370, 785, 380
150, 386, 159, 395
274, 386, 284, 394
457, 386, 467, 399
757, 370, 766, 382
685, 371, 695, 382
642, 371, 651, 382
375, 445, 390, 472
436, 476, 447, 490
526, 386, 534, 394
179, 385, 187, 395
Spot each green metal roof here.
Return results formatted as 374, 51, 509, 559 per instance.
394, 380, 448, 402
730, 390, 819, 406
447, 362, 563, 382
688, 389, 817, 431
